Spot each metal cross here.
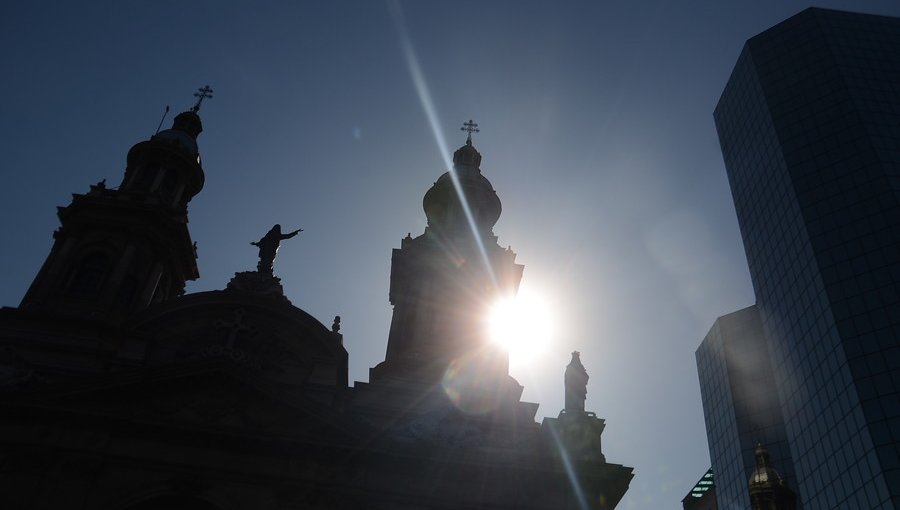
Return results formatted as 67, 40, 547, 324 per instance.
460, 119, 480, 143
192, 85, 214, 113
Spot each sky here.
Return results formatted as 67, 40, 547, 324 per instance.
3, 1, 900, 508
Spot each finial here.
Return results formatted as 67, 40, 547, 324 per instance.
460, 119, 480, 145
192, 85, 214, 113
332, 315, 341, 333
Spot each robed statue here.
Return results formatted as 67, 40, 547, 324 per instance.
565, 351, 589, 412
251, 224, 302, 274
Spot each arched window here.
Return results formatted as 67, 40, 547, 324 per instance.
68, 252, 110, 298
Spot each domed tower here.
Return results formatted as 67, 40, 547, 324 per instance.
748, 443, 797, 510
372, 121, 524, 384
19, 87, 213, 322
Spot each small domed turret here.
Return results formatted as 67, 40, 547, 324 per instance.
748, 443, 797, 510
749, 443, 783, 487
120, 87, 213, 203
452, 137, 482, 168
151, 111, 202, 157
423, 123, 501, 234
144, 84, 211, 158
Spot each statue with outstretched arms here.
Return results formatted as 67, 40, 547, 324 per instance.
252, 224, 302, 274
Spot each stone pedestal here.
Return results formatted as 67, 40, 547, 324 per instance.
225, 271, 291, 304
543, 410, 607, 462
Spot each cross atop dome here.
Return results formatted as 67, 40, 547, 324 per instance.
192, 85, 214, 113
452, 119, 483, 168
461, 119, 480, 145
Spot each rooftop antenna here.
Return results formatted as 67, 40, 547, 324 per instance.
155, 105, 170, 135
192, 85, 214, 113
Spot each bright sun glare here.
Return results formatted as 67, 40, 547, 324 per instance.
488, 290, 554, 362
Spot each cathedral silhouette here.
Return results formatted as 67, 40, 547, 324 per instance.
0, 91, 632, 510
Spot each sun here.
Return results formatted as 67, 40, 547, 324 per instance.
487, 289, 555, 362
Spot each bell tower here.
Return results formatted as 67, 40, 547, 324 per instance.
19, 87, 212, 321
372, 121, 524, 383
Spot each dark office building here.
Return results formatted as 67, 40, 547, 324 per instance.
696, 306, 794, 509
705, 7, 900, 510
682, 468, 717, 510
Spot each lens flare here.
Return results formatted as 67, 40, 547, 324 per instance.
488, 290, 554, 363
441, 351, 505, 415
548, 424, 590, 510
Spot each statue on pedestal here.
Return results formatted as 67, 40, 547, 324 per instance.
565, 351, 588, 412
251, 224, 302, 274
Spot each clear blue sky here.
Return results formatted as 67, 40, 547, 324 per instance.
3, 1, 899, 508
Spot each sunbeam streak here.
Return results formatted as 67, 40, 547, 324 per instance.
548, 425, 590, 510
388, 0, 497, 287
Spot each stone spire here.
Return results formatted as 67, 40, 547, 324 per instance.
19, 87, 212, 320
374, 124, 523, 386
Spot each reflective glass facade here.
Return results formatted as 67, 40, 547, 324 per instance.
711, 7, 900, 510
697, 306, 794, 510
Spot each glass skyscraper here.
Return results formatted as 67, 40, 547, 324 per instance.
700, 7, 900, 510
697, 306, 794, 509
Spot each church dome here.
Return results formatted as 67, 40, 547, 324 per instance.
123, 107, 206, 202
748, 443, 785, 488
423, 139, 502, 233
151, 111, 203, 157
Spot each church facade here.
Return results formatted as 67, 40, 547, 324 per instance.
0, 95, 632, 510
